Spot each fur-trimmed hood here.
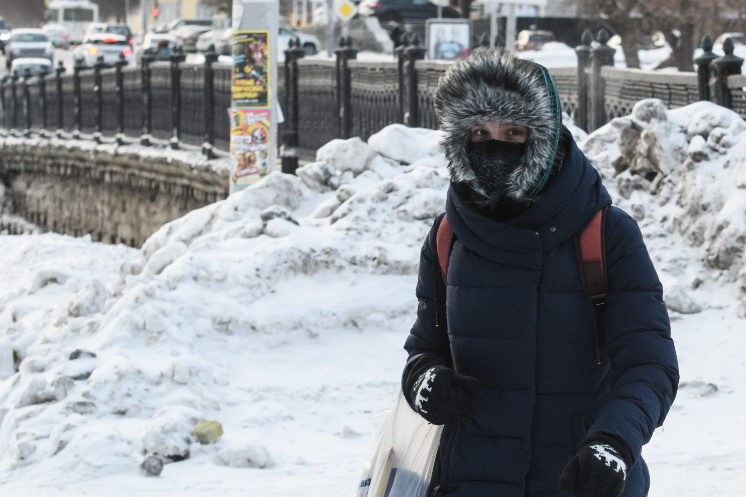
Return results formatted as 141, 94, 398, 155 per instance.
434, 50, 562, 202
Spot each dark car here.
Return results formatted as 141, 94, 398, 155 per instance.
514, 30, 556, 51
104, 24, 133, 45
359, 0, 461, 22
0, 17, 9, 53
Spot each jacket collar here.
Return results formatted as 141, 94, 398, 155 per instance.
445, 138, 611, 267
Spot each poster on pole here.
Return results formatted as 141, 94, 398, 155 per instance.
232, 31, 270, 107
426, 19, 470, 61
229, 108, 271, 186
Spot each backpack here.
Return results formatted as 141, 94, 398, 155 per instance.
435, 207, 609, 363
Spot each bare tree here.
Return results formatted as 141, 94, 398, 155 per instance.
574, 0, 745, 72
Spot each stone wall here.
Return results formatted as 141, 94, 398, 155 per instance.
0, 137, 230, 248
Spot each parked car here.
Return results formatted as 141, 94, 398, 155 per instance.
608, 31, 666, 52
358, 0, 461, 22
172, 25, 210, 52
81, 22, 107, 42
42, 24, 70, 49
278, 27, 320, 56
5, 29, 54, 69
72, 32, 132, 67
155, 18, 212, 34
136, 33, 182, 61
196, 16, 232, 52
0, 17, 9, 53
514, 30, 556, 51
103, 24, 133, 45
10, 58, 53, 77
714, 32, 744, 51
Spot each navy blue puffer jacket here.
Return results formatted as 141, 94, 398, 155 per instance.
403, 137, 679, 497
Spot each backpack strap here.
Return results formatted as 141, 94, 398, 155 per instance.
575, 206, 609, 365
436, 215, 455, 285
576, 207, 609, 304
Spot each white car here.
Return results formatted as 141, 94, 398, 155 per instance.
72, 32, 132, 67
714, 32, 744, 52
278, 27, 320, 56
10, 58, 54, 78
42, 24, 70, 49
196, 16, 232, 53
5, 29, 54, 69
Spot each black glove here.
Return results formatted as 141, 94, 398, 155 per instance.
559, 433, 633, 497
404, 354, 480, 425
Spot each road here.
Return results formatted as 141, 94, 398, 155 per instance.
0, 46, 76, 78
0, 47, 222, 79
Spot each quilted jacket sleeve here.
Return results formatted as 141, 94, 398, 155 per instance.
587, 207, 679, 463
402, 214, 453, 377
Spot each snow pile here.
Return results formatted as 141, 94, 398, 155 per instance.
580, 98, 746, 317
0, 102, 745, 495
517, 42, 672, 70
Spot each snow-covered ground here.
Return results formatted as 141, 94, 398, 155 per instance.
518, 41, 673, 70
1, 100, 746, 495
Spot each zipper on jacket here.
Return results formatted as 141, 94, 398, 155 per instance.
429, 485, 441, 497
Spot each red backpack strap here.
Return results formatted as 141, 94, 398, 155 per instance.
436, 215, 454, 285
576, 207, 609, 304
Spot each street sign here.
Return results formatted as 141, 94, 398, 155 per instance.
335, 0, 358, 23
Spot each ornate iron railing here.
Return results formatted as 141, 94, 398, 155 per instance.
602, 67, 699, 120
1, 35, 744, 160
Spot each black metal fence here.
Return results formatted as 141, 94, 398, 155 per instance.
0, 52, 231, 158
1, 32, 744, 165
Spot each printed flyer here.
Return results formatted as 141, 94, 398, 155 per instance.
229, 108, 271, 185
232, 31, 270, 107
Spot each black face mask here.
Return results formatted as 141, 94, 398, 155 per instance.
467, 139, 526, 201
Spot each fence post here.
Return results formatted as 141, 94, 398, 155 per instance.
589, 29, 615, 132
695, 35, 718, 101
202, 44, 220, 159
395, 32, 410, 123
55, 61, 65, 136
72, 57, 84, 140
479, 33, 490, 49
282, 38, 305, 174
140, 53, 154, 145
115, 53, 127, 144
574, 30, 593, 131
93, 55, 104, 143
708, 38, 744, 109
335, 36, 358, 139
169, 49, 185, 149
39, 65, 49, 135
403, 34, 427, 128
23, 68, 32, 136
10, 71, 18, 132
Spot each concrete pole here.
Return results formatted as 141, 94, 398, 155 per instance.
139, 0, 147, 39
327, 0, 335, 57
506, 3, 516, 53
292, 0, 298, 27
302, 0, 308, 27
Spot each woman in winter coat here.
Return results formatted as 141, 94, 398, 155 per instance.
402, 50, 679, 497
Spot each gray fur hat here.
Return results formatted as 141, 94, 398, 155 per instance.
434, 50, 562, 202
